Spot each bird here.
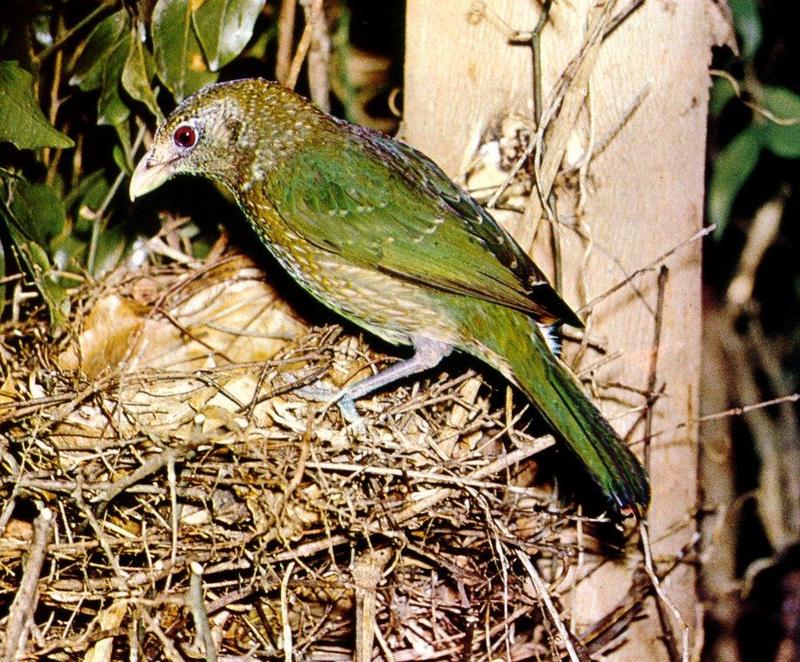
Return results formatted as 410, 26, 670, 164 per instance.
129, 78, 650, 517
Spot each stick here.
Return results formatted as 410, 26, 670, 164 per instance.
2, 507, 54, 662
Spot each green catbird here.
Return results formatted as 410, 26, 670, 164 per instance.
129, 78, 650, 517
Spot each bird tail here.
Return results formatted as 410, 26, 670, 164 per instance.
463, 302, 650, 517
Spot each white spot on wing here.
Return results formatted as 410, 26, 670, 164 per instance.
536, 324, 559, 354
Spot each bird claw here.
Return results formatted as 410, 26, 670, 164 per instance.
293, 381, 336, 403
293, 382, 365, 429
344, 416, 368, 438
336, 396, 362, 425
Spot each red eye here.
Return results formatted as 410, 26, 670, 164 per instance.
173, 124, 197, 149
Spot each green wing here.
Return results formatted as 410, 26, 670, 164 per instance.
265, 121, 582, 328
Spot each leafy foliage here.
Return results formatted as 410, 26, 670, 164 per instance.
728, 0, 762, 60
193, 0, 265, 72
0, 0, 280, 324
0, 62, 74, 149
152, 0, 218, 101
703, 5, 800, 658
707, 4, 800, 236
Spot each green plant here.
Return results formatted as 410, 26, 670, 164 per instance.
0, 0, 270, 324
707, 0, 800, 237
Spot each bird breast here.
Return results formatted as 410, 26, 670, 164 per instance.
241, 197, 461, 348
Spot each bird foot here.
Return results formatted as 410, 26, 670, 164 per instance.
293, 382, 365, 427
336, 396, 362, 425
293, 382, 337, 403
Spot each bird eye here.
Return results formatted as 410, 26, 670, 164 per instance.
173, 124, 198, 149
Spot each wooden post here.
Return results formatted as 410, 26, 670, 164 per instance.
402, 1, 732, 658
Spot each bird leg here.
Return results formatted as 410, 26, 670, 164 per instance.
334, 336, 454, 423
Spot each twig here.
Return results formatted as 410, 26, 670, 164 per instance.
87, 122, 146, 274
188, 562, 218, 662
578, 531, 699, 655
304, 461, 549, 499
640, 523, 689, 662
92, 444, 193, 506
520, 1, 563, 292
277, 412, 313, 522
0, 494, 17, 538
726, 196, 784, 307
84, 601, 127, 662
300, 0, 331, 111
515, 549, 583, 662
166, 455, 180, 594
604, 0, 647, 39
285, 0, 324, 91
577, 226, 714, 315
353, 548, 392, 662
531, 3, 614, 205
643, 266, 668, 466
270, 435, 555, 564
508, 0, 554, 129
563, 83, 651, 176
711, 69, 800, 126
34, 1, 115, 63
281, 561, 295, 662
140, 609, 188, 662
671, 394, 800, 433
392, 436, 555, 523
2, 506, 54, 662
276, 0, 298, 84
43, 12, 66, 179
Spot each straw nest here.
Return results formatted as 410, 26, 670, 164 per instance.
0, 248, 654, 661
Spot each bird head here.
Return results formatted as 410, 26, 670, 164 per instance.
129, 79, 308, 201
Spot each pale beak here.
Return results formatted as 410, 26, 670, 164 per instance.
129, 151, 177, 200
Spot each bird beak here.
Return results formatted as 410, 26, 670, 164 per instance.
129, 151, 176, 201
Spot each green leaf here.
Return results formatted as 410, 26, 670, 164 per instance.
16, 237, 69, 326
0, 61, 74, 149
122, 31, 163, 120
52, 234, 90, 272
729, 0, 762, 60
152, 0, 217, 101
0, 180, 68, 326
92, 223, 129, 277
63, 169, 112, 245
112, 142, 130, 173
63, 169, 109, 217
710, 76, 737, 117
191, 234, 215, 260
70, 10, 129, 91
192, 0, 264, 71
98, 34, 132, 126
9, 179, 67, 247
708, 126, 762, 236
33, 13, 54, 49
239, 17, 277, 61
761, 86, 800, 159
113, 122, 136, 173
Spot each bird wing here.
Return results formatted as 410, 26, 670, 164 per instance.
264, 123, 582, 328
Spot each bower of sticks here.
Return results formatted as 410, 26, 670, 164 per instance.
0, 242, 664, 660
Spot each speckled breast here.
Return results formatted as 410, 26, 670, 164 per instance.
238, 197, 460, 349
